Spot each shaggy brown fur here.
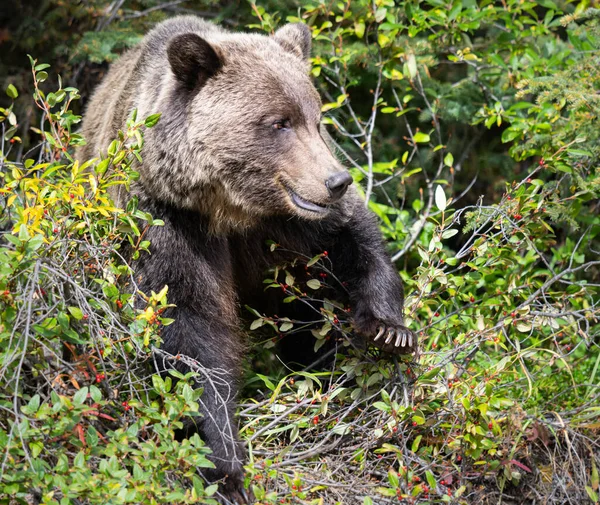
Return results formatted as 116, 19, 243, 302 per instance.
80, 16, 414, 504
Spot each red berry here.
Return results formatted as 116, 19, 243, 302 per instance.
313, 415, 319, 425
322, 251, 328, 257
488, 422, 493, 429
470, 296, 475, 303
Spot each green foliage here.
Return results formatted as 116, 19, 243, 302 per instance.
74, 31, 143, 64
0, 62, 217, 504
239, 1, 600, 503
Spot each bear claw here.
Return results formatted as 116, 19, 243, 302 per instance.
369, 324, 415, 354
385, 328, 395, 344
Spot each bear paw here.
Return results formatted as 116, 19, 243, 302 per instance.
217, 473, 253, 504
369, 324, 415, 355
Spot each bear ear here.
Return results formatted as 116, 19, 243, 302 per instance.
273, 23, 312, 61
167, 33, 222, 90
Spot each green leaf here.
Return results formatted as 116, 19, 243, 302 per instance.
306, 279, 321, 290
152, 375, 166, 395
418, 367, 441, 382
257, 374, 275, 391
73, 387, 88, 405
68, 307, 84, 320
388, 470, 399, 487
411, 434, 422, 452
444, 152, 454, 167
307, 255, 321, 267
205, 484, 219, 496
355, 21, 365, 38
27, 394, 41, 414
442, 229, 458, 239
585, 486, 598, 504
375, 7, 387, 22
426, 470, 437, 489
413, 131, 430, 143
250, 318, 264, 330
144, 113, 161, 128
376, 487, 397, 497
279, 321, 293, 332
6, 84, 18, 99
406, 53, 417, 79
30, 441, 43, 458
89, 385, 102, 403
27, 234, 44, 252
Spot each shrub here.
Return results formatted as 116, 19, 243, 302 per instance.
0, 61, 218, 504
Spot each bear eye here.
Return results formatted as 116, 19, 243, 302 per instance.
272, 119, 292, 131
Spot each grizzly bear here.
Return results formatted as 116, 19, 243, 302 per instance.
79, 16, 414, 504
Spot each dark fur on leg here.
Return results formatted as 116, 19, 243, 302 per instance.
134, 201, 248, 503
230, 199, 416, 357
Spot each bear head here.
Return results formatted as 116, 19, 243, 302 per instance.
154, 23, 353, 231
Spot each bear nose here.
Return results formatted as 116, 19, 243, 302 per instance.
326, 172, 353, 200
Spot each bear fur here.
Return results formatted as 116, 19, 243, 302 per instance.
79, 16, 414, 504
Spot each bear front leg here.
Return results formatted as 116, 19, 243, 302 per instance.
134, 207, 249, 504
327, 201, 416, 355
157, 307, 249, 504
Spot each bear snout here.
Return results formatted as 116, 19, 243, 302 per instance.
325, 172, 353, 201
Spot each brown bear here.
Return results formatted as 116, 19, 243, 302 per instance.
79, 16, 414, 504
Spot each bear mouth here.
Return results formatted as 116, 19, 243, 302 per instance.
287, 189, 329, 214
